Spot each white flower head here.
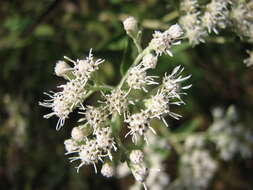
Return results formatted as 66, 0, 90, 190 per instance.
64, 49, 104, 82
146, 91, 169, 117
105, 89, 129, 117
184, 25, 207, 46
184, 134, 205, 150
95, 127, 117, 160
202, 0, 229, 34
180, 13, 200, 30
127, 65, 158, 92
79, 106, 108, 132
125, 111, 155, 143
75, 139, 100, 172
150, 24, 183, 56
162, 66, 191, 99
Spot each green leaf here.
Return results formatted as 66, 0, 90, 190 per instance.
120, 38, 133, 76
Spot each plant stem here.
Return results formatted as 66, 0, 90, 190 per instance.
162, 11, 179, 22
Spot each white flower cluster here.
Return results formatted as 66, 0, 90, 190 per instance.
230, 2, 253, 41
179, 0, 253, 45
179, 0, 230, 45
180, 0, 207, 45
39, 49, 104, 130
170, 134, 217, 190
40, 16, 191, 188
178, 149, 218, 190
201, 0, 229, 34
125, 65, 191, 144
65, 126, 116, 173
149, 24, 183, 56
127, 132, 170, 190
208, 106, 253, 161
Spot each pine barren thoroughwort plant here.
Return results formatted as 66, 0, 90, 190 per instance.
40, 16, 191, 189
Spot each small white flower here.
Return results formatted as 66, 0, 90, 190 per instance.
180, 149, 217, 188
145, 91, 169, 121
184, 25, 207, 45
130, 150, 144, 164
201, 0, 229, 34
101, 162, 114, 178
95, 127, 117, 159
125, 111, 155, 143
64, 49, 104, 82
79, 106, 108, 132
75, 140, 100, 172
127, 65, 158, 92
180, 13, 200, 30
180, 13, 207, 45
105, 89, 129, 116
162, 66, 191, 99
150, 24, 183, 56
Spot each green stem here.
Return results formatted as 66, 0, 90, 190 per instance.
162, 11, 179, 22
128, 32, 143, 53
82, 84, 113, 101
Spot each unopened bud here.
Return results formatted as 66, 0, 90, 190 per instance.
71, 127, 85, 141
64, 139, 77, 152
101, 162, 114, 178
54, 61, 71, 77
123, 16, 138, 34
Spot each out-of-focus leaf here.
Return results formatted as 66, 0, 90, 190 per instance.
120, 38, 133, 76
34, 24, 55, 36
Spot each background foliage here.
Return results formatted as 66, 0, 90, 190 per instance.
0, 0, 252, 189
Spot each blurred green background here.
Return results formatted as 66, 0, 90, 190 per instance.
0, 0, 253, 190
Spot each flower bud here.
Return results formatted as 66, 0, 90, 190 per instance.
71, 127, 85, 141
123, 16, 138, 34
64, 139, 77, 153
101, 162, 114, 178
54, 61, 71, 77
